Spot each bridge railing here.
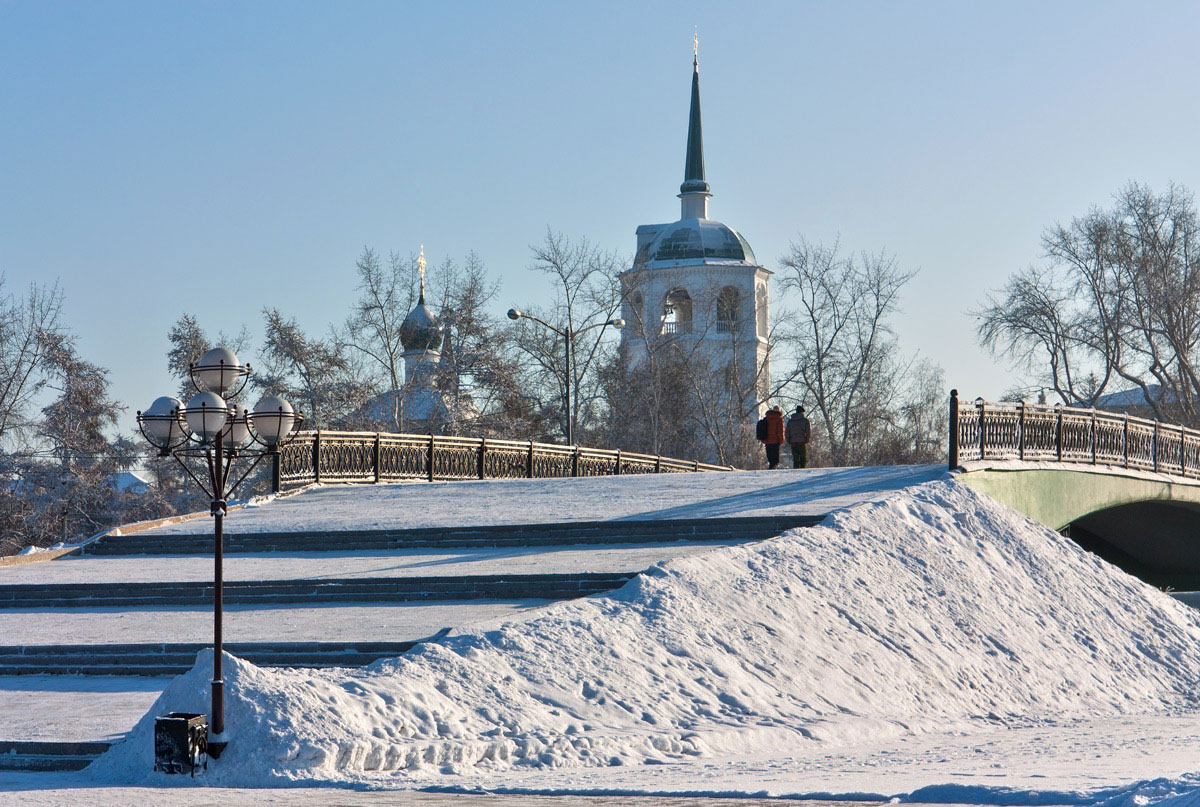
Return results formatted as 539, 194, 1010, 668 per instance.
948, 389, 1200, 478
273, 431, 732, 492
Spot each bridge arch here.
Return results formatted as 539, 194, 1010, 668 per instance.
951, 392, 1200, 586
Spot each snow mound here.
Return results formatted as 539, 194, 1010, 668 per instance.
89, 480, 1200, 788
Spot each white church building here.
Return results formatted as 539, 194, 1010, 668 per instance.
618, 49, 771, 420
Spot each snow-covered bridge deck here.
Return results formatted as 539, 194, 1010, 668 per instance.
137, 464, 948, 535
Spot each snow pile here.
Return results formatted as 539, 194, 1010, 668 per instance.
89, 480, 1200, 787
909, 775, 1200, 807
17, 542, 62, 555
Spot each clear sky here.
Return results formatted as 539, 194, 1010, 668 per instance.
2, 0, 1198, 419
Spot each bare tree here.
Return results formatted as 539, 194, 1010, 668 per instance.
604, 265, 706, 457
0, 278, 63, 444
428, 252, 535, 435
978, 182, 1200, 423
976, 265, 1108, 407
779, 239, 916, 466
891, 359, 947, 464
512, 230, 625, 443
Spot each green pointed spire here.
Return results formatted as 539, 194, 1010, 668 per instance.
681, 51, 709, 195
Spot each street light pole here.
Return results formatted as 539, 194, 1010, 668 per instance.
508, 309, 624, 446
212, 434, 225, 738
564, 329, 573, 445
137, 348, 303, 759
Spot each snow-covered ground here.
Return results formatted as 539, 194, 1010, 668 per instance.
0, 785, 793, 806
72, 478, 1200, 804
139, 465, 946, 535
0, 676, 167, 741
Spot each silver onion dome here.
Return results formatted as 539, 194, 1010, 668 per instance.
400, 295, 443, 352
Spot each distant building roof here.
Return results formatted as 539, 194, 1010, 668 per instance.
112, 470, 153, 493
1093, 384, 1169, 409
354, 386, 450, 426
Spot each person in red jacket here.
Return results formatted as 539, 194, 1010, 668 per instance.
757, 405, 786, 469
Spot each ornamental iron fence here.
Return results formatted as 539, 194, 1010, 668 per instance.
948, 389, 1199, 478
272, 431, 731, 492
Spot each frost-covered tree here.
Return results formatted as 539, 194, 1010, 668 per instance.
345, 247, 415, 429
0, 332, 167, 553
256, 309, 372, 428
166, 314, 210, 399
166, 314, 251, 400
429, 252, 542, 437
0, 278, 63, 444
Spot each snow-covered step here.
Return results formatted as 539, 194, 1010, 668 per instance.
0, 639, 433, 676
0, 572, 633, 609
0, 741, 109, 771
83, 516, 821, 555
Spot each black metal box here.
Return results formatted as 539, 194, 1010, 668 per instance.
153, 712, 208, 775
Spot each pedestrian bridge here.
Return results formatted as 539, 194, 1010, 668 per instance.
951, 392, 1200, 587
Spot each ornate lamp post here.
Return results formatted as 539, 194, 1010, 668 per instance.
136, 347, 303, 757
507, 309, 624, 445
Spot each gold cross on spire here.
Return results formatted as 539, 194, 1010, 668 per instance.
418, 244, 426, 300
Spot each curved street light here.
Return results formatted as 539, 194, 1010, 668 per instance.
136, 347, 303, 758
507, 309, 625, 445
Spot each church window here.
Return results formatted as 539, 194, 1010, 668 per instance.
629, 291, 644, 327
716, 286, 740, 334
661, 288, 693, 335
723, 361, 739, 392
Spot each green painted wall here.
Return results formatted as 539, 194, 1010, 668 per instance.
957, 467, 1200, 530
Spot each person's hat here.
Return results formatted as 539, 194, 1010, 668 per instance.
797, 406, 805, 414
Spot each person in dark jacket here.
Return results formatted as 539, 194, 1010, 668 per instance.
758, 405, 786, 469
785, 406, 811, 469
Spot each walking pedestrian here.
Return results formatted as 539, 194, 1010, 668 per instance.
785, 406, 811, 469
759, 405, 785, 469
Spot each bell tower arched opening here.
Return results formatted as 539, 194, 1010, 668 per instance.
662, 288, 693, 335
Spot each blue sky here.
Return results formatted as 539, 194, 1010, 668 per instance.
3, 0, 1199, 417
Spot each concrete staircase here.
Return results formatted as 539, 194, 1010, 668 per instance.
82, 516, 822, 555
0, 741, 111, 772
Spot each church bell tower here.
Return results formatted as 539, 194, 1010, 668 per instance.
618, 43, 772, 420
